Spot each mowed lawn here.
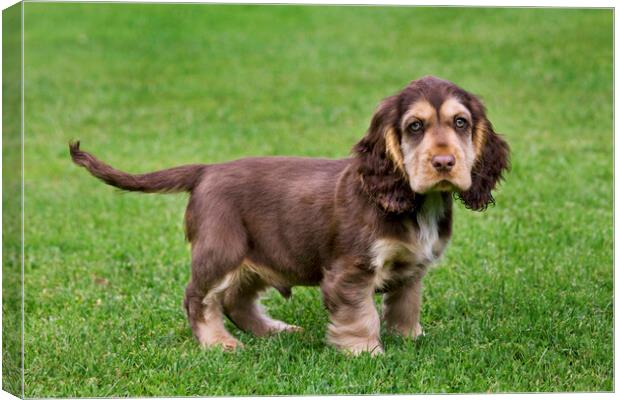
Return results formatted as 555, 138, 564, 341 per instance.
18, 4, 612, 396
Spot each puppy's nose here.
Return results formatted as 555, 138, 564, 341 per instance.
431, 154, 455, 172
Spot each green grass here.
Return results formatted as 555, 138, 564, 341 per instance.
3, 3, 24, 397
14, 3, 612, 396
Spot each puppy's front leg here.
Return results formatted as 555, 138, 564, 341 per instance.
321, 261, 383, 356
383, 271, 426, 339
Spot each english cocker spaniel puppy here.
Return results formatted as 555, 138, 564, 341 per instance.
70, 76, 509, 355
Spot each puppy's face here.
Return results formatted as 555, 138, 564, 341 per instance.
355, 76, 510, 213
399, 96, 477, 194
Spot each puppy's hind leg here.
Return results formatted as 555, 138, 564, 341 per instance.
222, 269, 302, 336
184, 277, 241, 350
183, 213, 248, 350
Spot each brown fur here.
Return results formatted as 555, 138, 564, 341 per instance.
69, 76, 509, 355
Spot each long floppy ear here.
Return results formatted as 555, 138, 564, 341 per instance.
353, 95, 416, 213
457, 98, 510, 211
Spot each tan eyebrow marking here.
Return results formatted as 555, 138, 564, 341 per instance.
439, 97, 472, 122
401, 100, 435, 131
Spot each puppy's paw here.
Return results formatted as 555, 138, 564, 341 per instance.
201, 336, 244, 351
412, 323, 424, 339
220, 337, 244, 351
267, 320, 303, 334
390, 323, 424, 340
281, 324, 304, 333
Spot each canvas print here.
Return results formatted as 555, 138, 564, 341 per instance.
2, 2, 613, 397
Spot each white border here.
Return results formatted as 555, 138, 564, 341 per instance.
0, 1, 616, 400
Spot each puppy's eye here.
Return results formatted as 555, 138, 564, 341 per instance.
408, 120, 423, 133
454, 117, 468, 129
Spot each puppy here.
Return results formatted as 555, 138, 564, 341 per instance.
70, 76, 509, 355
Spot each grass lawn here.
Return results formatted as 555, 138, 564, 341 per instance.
11, 3, 613, 396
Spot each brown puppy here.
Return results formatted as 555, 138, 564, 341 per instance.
70, 76, 509, 355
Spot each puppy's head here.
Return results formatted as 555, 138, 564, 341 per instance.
354, 76, 510, 213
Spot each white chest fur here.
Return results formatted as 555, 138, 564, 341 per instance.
370, 195, 445, 290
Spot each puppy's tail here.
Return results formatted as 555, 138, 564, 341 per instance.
69, 141, 205, 193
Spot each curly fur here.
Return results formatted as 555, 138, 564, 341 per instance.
353, 96, 418, 214
455, 96, 510, 211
